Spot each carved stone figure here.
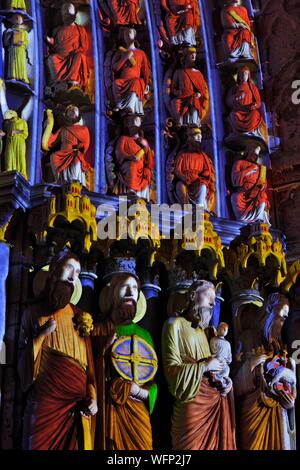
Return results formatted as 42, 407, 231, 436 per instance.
3, 13, 29, 84
173, 128, 215, 209
226, 66, 264, 138
92, 270, 157, 450
210, 322, 233, 391
0, 78, 32, 180
42, 105, 90, 185
110, 27, 151, 115
170, 47, 209, 127
18, 252, 97, 450
221, 0, 254, 62
162, 280, 236, 449
161, 0, 199, 46
231, 143, 270, 224
234, 293, 296, 450
46, 3, 89, 92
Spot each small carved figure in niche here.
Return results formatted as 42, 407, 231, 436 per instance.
7, 0, 27, 10
226, 66, 264, 138
3, 13, 30, 84
113, 115, 154, 200
161, 0, 199, 47
173, 127, 215, 210
92, 270, 158, 450
162, 280, 236, 449
111, 26, 151, 115
42, 105, 90, 186
46, 2, 89, 93
169, 47, 209, 127
18, 253, 97, 450
0, 128, 5, 158
100, 0, 142, 26
231, 142, 270, 224
0, 78, 32, 180
221, 0, 255, 62
234, 293, 296, 450
210, 322, 233, 392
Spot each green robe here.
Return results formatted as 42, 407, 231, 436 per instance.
10, 0, 27, 10
4, 117, 28, 179
5, 27, 29, 83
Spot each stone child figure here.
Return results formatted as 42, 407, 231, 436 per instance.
162, 280, 236, 450
210, 322, 232, 390
18, 252, 97, 450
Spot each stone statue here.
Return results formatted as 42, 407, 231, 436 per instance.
210, 322, 233, 392
113, 115, 154, 200
92, 271, 157, 450
170, 47, 209, 127
110, 26, 151, 115
3, 13, 30, 84
162, 280, 236, 449
0, 78, 32, 180
42, 105, 90, 185
226, 66, 264, 138
221, 0, 254, 62
18, 252, 97, 450
46, 2, 89, 92
173, 128, 215, 209
231, 143, 270, 224
234, 292, 296, 449
161, 0, 199, 47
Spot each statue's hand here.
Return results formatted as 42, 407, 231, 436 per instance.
39, 317, 57, 337
220, 377, 233, 396
205, 357, 225, 372
81, 398, 98, 418
144, 85, 150, 95
130, 382, 149, 401
276, 390, 295, 410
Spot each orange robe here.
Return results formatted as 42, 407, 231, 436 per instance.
47, 23, 89, 90
112, 48, 151, 103
108, 0, 141, 25
115, 135, 154, 192
221, 5, 252, 54
231, 159, 269, 221
18, 303, 96, 450
163, 0, 199, 38
227, 79, 262, 133
49, 124, 90, 175
174, 150, 214, 203
171, 67, 209, 122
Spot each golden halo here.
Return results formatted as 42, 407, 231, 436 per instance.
32, 265, 82, 306
99, 283, 147, 323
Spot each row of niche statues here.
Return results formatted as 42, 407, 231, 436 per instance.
17, 252, 297, 450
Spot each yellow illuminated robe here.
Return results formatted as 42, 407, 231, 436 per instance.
5, 27, 29, 83
4, 116, 28, 179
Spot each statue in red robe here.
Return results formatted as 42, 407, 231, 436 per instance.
161, 0, 199, 46
226, 66, 264, 137
221, 0, 254, 61
42, 105, 90, 186
114, 115, 154, 200
46, 3, 89, 92
173, 128, 215, 209
111, 27, 151, 115
100, 0, 142, 26
18, 253, 97, 450
170, 47, 209, 127
231, 143, 270, 224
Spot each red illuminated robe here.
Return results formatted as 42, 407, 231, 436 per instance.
171, 67, 209, 122
221, 5, 252, 54
163, 0, 198, 38
109, 0, 141, 25
47, 23, 89, 90
227, 79, 262, 133
115, 135, 154, 192
231, 159, 269, 221
49, 124, 90, 175
112, 48, 151, 105
174, 150, 214, 203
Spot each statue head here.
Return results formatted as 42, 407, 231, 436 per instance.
64, 105, 81, 125
10, 13, 24, 27
264, 293, 289, 344
217, 322, 229, 337
237, 66, 251, 84
119, 26, 137, 47
246, 142, 262, 162
4, 110, 18, 120
40, 252, 81, 312
185, 280, 216, 329
184, 47, 197, 66
125, 114, 143, 136
226, 0, 242, 5
186, 127, 203, 151
61, 2, 77, 25
107, 273, 141, 325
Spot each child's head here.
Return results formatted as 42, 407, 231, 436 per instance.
217, 322, 229, 337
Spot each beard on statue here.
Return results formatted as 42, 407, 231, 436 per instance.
114, 297, 137, 324
42, 279, 75, 313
